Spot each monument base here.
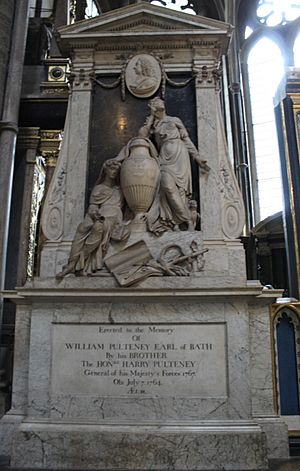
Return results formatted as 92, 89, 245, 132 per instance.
10, 422, 268, 470
0, 278, 289, 469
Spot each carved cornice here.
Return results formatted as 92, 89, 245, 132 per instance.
39, 130, 63, 168
17, 127, 40, 150
109, 18, 184, 32
92, 39, 221, 53
41, 85, 69, 97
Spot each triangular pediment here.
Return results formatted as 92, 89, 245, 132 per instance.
59, 2, 232, 37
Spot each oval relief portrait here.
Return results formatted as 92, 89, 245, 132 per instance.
125, 54, 161, 98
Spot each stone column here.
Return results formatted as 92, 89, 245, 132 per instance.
40, 65, 94, 276
225, 0, 254, 230
0, 0, 30, 375
15, 128, 40, 287
0, 1, 15, 117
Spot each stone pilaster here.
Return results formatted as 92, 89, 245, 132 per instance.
64, 66, 94, 239
40, 65, 94, 276
194, 61, 245, 242
194, 62, 223, 241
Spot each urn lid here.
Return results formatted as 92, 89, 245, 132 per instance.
129, 137, 151, 148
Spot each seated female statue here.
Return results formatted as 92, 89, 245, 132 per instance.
57, 159, 129, 277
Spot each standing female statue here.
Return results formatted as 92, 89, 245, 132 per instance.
140, 97, 209, 230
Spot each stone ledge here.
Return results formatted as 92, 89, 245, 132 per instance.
10, 422, 268, 470
2, 282, 283, 304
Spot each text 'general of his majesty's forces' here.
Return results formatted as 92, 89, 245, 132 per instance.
54, 324, 220, 396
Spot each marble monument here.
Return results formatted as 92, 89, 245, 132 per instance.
0, 3, 289, 470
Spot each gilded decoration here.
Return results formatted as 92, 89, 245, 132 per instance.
27, 158, 46, 278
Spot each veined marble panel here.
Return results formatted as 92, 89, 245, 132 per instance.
51, 323, 227, 398
18, 299, 255, 422
11, 422, 268, 470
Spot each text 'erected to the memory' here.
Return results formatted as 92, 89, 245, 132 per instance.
52, 323, 227, 397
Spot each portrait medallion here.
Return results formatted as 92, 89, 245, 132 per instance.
125, 54, 161, 98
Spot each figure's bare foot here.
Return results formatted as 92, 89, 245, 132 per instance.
56, 264, 75, 279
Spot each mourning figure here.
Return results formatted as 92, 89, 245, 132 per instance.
58, 99, 208, 279
139, 97, 209, 230
57, 159, 129, 277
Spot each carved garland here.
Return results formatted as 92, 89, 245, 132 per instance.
90, 53, 194, 100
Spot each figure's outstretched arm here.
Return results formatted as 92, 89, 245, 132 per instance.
176, 118, 210, 173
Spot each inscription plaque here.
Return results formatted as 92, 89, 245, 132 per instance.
52, 323, 227, 397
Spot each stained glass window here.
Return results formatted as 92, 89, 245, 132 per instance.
247, 38, 285, 220
85, 0, 99, 19
294, 31, 300, 66
150, 0, 196, 15
257, 0, 300, 26
242, 1, 300, 222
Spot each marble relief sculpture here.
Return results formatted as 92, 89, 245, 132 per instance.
138, 97, 209, 231
125, 54, 161, 98
57, 99, 208, 281
57, 159, 130, 277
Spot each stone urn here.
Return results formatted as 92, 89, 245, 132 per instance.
120, 138, 160, 217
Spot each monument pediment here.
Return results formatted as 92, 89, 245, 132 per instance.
58, 3, 232, 47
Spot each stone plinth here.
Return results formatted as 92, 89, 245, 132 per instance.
0, 279, 289, 469
12, 422, 267, 470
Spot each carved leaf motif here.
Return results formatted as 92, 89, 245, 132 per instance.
218, 160, 237, 201
41, 103, 70, 241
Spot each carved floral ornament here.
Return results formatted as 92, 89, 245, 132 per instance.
86, 53, 221, 100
